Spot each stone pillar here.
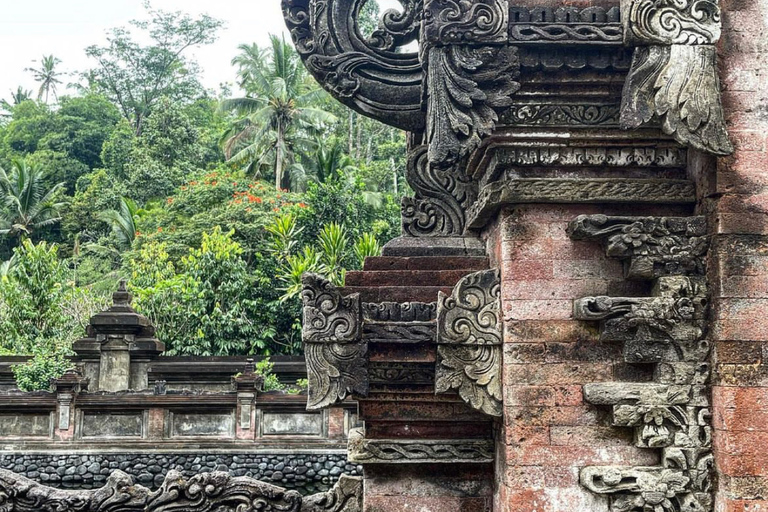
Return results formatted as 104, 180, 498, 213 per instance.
709, 1, 768, 509
52, 369, 88, 441
73, 281, 164, 392
233, 358, 263, 440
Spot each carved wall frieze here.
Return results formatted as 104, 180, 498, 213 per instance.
0, 469, 362, 512
501, 103, 621, 126
435, 269, 502, 417
622, 0, 721, 46
402, 145, 476, 237
423, 0, 509, 45
568, 215, 708, 280
369, 363, 436, 385
499, 146, 687, 168
467, 179, 696, 230
348, 428, 494, 464
519, 47, 632, 70
427, 45, 520, 166
363, 302, 437, 323
302, 274, 367, 410
510, 5, 621, 23
281, 0, 424, 132
508, 5, 622, 44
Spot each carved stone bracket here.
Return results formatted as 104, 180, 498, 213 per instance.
620, 0, 733, 155
568, 215, 708, 280
435, 269, 502, 417
302, 274, 368, 411
348, 428, 494, 464
0, 468, 362, 512
574, 222, 713, 511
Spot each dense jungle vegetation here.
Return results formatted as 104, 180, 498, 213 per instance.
0, 4, 407, 389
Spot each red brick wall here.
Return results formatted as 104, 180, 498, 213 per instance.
487, 205, 689, 512
711, 1, 768, 510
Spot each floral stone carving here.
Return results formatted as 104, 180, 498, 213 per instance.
568, 215, 708, 280
302, 274, 368, 410
0, 469, 362, 512
435, 269, 502, 417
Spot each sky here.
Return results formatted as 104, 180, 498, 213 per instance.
0, 0, 402, 101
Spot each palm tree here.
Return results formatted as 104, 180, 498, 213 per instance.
0, 159, 67, 239
98, 196, 140, 250
26, 55, 63, 104
0, 87, 33, 116
221, 35, 335, 190
303, 140, 357, 184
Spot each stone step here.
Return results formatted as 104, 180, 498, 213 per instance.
363, 256, 489, 272
345, 270, 472, 288
342, 286, 452, 303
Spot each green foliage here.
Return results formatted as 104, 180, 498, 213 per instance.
26, 55, 63, 104
255, 358, 282, 392
13, 350, 70, 392
98, 196, 140, 249
354, 232, 382, 267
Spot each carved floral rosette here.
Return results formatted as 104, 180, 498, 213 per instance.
302, 274, 368, 411
571, 215, 713, 512
435, 269, 503, 417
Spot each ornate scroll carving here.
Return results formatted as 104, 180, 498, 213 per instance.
500, 146, 687, 168
568, 215, 708, 280
435, 269, 502, 417
467, 179, 696, 230
620, 0, 733, 155
501, 103, 621, 126
426, 45, 520, 166
348, 428, 494, 464
281, 0, 424, 132
302, 274, 367, 410
574, 221, 713, 512
423, 0, 508, 45
0, 469, 304, 512
301, 475, 363, 512
508, 6, 622, 43
402, 145, 477, 237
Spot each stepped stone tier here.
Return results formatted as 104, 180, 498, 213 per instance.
1, 0, 767, 510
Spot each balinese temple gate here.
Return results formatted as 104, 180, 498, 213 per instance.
1, 0, 767, 511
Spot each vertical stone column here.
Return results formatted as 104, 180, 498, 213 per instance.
73, 281, 164, 392
52, 369, 88, 441
710, 1, 768, 509
233, 359, 263, 440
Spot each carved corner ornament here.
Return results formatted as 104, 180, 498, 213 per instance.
567, 215, 708, 280
0, 468, 362, 512
435, 268, 503, 417
302, 274, 368, 411
620, 0, 733, 155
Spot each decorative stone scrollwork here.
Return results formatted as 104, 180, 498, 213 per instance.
423, 0, 509, 45
0, 469, 362, 512
302, 274, 368, 410
620, 0, 733, 155
435, 269, 502, 417
426, 45, 521, 166
508, 5, 622, 43
568, 215, 708, 280
574, 216, 713, 511
348, 428, 494, 464
501, 103, 620, 126
281, 0, 424, 132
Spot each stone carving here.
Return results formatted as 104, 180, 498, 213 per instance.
574, 224, 713, 511
423, 0, 508, 45
508, 6, 622, 43
281, 0, 424, 132
499, 146, 687, 168
567, 215, 708, 279
621, 0, 733, 155
302, 274, 367, 410
402, 145, 476, 237
348, 428, 494, 464
362, 302, 437, 322
502, 103, 621, 126
427, 45, 520, 166
0, 468, 362, 512
369, 363, 436, 385
435, 269, 502, 417
519, 47, 632, 71
467, 179, 696, 230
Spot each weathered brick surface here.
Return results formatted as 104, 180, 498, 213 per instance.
711, 1, 768, 509
489, 205, 675, 512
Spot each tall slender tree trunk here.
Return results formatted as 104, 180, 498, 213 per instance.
276, 123, 285, 190
348, 112, 355, 155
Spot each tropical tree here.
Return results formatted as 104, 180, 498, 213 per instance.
1, 87, 34, 116
26, 55, 64, 104
221, 35, 335, 190
0, 159, 67, 239
98, 196, 140, 249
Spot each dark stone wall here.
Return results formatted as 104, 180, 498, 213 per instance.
0, 453, 361, 495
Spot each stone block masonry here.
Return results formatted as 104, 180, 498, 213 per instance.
0, 452, 361, 495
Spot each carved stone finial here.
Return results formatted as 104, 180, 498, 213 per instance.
301, 274, 368, 410
435, 269, 502, 417
113, 279, 132, 308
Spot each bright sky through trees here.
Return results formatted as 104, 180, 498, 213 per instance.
0, 0, 403, 100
